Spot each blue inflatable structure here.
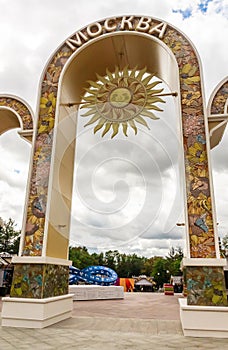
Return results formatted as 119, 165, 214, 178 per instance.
69, 265, 118, 286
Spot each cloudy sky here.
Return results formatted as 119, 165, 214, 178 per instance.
0, 0, 227, 257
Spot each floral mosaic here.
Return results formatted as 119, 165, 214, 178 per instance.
22, 48, 72, 256
10, 264, 69, 298
22, 16, 216, 259
43, 264, 69, 298
163, 28, 216, 258
0, 96, 33, 130
210, 80, 228, 115
186, 266, 227, 306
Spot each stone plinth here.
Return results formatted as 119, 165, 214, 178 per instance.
1, 294, 73, 328
69, 285, 124, 301
179, 298, 228, 338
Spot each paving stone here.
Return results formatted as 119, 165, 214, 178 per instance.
0, 293, 228, 349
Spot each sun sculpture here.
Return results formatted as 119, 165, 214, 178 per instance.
80, 66, 166, 138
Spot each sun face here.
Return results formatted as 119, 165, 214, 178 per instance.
81, 66, 165, 138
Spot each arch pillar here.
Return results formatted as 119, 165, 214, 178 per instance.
180, 78, 228, 336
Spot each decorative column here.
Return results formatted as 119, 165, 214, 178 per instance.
179, 77, 228, 337
1, 48, 74, 328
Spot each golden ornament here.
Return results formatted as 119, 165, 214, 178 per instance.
81, 66, 165, 138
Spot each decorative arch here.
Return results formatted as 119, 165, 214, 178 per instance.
3, 16, 228, 330
0, 94, 34, 142
22, 16, 218, 260
207, 77, 228, 148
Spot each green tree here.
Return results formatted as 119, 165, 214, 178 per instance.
151, 257, 170, 288
116, 253, 145, 277
166, 246, 183, 276
103, 250, 120, 270
142, 257, 156, 276
69, 246, 97, 269
115, 253, 129, 277
0, 218, 21, 254
68, 245, 184, 282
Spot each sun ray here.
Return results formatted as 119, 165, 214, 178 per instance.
102, 122, 112, 137
140, 110, 159, 120
106, 68, 113, 81
142, 74, 155, 86
83, 95, 95, 102
136, 67, 147, 81
87, 80, 102, 88
122, 122, 128, 136
129, 66, 138, 78
96, 73, 110, 85
123, 66, 129, 78
111, 123, 119, 138
146, 105, 164, 112
128, 119, 137, 135
81, 107, 97, 117
94, 118, 106, 134
147, 97, 165, 104
146, 81, 162, 90
135, 116, 150, 129
84, 88, 98, 95
84, 113, 101, 126
114, 66, 120, 79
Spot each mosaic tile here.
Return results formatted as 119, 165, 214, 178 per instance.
186, 266, 227, 306
10, 264, 68, 298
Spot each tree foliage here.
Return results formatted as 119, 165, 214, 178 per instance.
69, 246, 101, 269
0, 218, 21, 254
69, 245, 184, 287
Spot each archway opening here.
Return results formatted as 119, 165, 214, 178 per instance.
47, 32, 185, 263
0, 128, 31, 224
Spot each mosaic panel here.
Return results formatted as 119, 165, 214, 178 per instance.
43, 264, 69, 298
186, 266, 227, 306
210, 80, 228, 114
10, 264, 68, 298
163, 28, 215, 258
0, 96, 33, 130
10, 264, 43, 298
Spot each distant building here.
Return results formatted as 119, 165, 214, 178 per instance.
134, 275, 155, 292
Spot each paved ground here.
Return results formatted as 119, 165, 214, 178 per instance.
0, 293, 228, 349
72, 292, 181, 319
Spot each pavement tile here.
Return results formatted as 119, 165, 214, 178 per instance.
1, 293, 228, 349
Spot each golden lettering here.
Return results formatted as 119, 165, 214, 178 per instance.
66, 31, 89, 50
120, 16, 134, 30
87, 22, 103, 38
104, 18, 117, 32
65, 17, 169, 51
149, 22, 167, 39
136, 17, 152, 32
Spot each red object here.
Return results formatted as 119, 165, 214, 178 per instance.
163, 283, 174, 295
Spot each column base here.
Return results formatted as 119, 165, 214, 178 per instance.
1, 294, 73, 328
179, 298, 228, 338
